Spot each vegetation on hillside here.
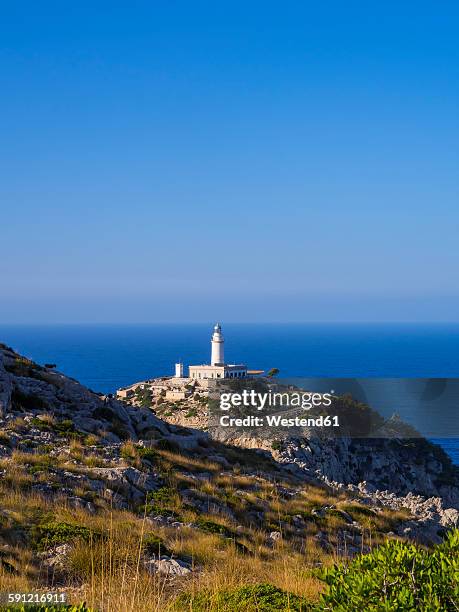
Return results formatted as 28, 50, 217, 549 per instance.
0, 432, 414, 611
317, 530, 459, 611
1, 346, 458, 611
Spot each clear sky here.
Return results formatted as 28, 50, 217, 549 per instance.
1, 2, 458, 323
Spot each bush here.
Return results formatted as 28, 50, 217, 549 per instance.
195, 518, 235, 538
137, 447, 158, 463
142, 533, 170, 557
142, 486, 177, 516
148, 486, 175, 504
175, 583, 310, 611
54, 419, 76, 434
30, 521, 97, 551
134, 386, 153, 407
316, 529, 459, 611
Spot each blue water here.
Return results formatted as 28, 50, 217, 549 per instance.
1, 323, 458, 464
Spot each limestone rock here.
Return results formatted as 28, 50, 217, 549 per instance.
38, 544, 72, 570
144, 556, 192, 576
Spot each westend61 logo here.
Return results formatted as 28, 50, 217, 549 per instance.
219, 389, 333, 411
217, 389, 339, 429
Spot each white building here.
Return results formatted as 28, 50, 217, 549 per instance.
188, 323, 248, 380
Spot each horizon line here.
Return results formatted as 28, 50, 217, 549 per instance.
1, 321, 459, 326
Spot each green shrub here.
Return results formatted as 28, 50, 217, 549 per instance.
316, 529, 459, 611
195, 518, 235, 538
133, 386, 153, 407
174, 583, 310, 611
148, 486, 175, 505
338, 503, 377, 518
30, 417, 51, 431
141, 486, 177, 516
28, 459, 54, 475
31, 417, 86, 443
30, 522, 97, 551
142, 533, 170, 557
137, 447, 158, 463
54, 419, 75, 434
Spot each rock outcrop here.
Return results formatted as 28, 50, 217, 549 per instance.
0, 343, 170, 444
275, 436, 459, 508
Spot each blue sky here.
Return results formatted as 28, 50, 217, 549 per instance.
1, 1, 458, 323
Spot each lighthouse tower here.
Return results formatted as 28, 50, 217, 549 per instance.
211, 323, 225, 365
188, 323, 247, 380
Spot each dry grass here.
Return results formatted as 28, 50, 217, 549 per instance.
154, 449, 222, 473
85, 434, 100, 446
8, 416, 27, 432
0, 443, 413, 611
37, 413, 56, 426
0, 476, 331, 611
0, 430, 11, 445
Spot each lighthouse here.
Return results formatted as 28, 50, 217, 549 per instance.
211, 323, 225, 365
188, 323, 247, 380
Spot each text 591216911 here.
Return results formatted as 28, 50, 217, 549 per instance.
1, 592, 67, 605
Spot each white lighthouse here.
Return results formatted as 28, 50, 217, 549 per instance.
188, 323, 248, 380
211, 323, 224, 365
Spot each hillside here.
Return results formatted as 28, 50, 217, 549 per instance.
0, 343, 458, 611
120, 373, 459, 542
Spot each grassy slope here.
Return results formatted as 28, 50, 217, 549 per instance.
0, 431, 411, 611
0, 347, 437, 610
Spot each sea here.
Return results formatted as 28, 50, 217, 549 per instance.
0, 323, 458, 465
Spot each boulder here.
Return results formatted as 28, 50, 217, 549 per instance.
144, 556, 192, 576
